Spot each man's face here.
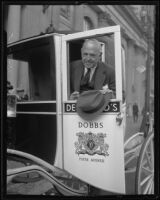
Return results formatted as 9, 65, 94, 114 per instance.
81, 42, 100, 69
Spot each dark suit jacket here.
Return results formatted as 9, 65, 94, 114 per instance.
70, 60, 115, 93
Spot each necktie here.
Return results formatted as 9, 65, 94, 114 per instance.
82, 68, 91, 85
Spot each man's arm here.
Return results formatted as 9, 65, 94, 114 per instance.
70, 61, 75, 93
108, 67, 115, 92
70, 61, 80, 100
100, 64, 115, 98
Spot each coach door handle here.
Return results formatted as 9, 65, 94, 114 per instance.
116, 112, 123, 126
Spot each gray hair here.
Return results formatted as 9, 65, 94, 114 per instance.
82, 39, 102, 53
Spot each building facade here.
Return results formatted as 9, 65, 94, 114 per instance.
4, 4, 155, 116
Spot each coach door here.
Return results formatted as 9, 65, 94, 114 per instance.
60, 26, 125, 193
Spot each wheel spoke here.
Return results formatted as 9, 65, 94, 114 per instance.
141, 159, 147, 168
150, 139, 154, 169
145, 137, 154, 169
148, 180, 154, 194
135, 133, 154, 195
125, 153, 137, 166
152, 181, 154, 193
142, 176, 153, 194
145, 150, 152, 169
125, 145, 141, 156
140, 174, 152, 186
125, 146, 141, 166
125, 167, 136, 173
141, 165, 153, 174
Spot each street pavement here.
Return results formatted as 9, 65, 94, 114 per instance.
7, 115, 143, 196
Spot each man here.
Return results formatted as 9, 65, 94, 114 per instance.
133, 102, 139, 123
70, 39, 115, 100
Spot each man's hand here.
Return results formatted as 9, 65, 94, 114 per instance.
100, 84, 113, 94
70, 91, 80, 100
99, 88, 113, 94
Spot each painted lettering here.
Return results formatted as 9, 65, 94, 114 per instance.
64, 102, 120, 113
95, 122, 98, 128
99, 122, 103, 128
66, 104, 72, 112
78, 122, 83, 128
84, 122, 88, 128
104, 105, 110, 111
72, 103, 76, 112
90, 122, 94, 128
91, 158, 104, 163
112, 103, 118, 111
65, 103, 76, 112
78, 122, 104, 128
79, 157, 88, 161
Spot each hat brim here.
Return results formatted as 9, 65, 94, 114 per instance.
76, 91, 112, 121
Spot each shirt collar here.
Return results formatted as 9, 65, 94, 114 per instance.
84, 64, 97, 73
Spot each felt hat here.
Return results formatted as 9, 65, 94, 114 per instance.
76, 90, 112, 120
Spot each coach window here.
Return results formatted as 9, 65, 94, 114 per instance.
7, 37, 56, 101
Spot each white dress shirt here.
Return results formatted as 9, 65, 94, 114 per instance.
84, 66, 97, 82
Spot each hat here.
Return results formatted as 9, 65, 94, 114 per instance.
76, 90, 112, 120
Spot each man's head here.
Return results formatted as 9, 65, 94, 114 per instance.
81, 39, 102, 69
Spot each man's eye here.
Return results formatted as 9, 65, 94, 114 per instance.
83, 53, 95, 57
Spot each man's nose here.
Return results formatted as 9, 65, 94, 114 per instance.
85, 54, 91, 60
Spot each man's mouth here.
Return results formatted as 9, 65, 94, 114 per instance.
85, 61, 93, 65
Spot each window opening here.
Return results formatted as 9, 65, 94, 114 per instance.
66, 34, 116, 100
7, 37, 56, 101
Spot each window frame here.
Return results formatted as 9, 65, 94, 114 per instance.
61, 25, 122, 102
7, 36, 56, 102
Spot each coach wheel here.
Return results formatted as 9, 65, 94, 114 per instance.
124, 132, 144, 173
135, 132, 154, 194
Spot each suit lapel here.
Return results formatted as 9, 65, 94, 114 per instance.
94, 62, 106, 90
